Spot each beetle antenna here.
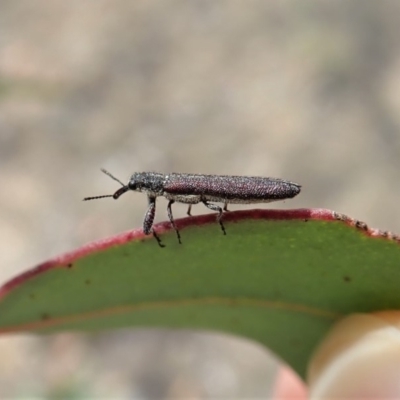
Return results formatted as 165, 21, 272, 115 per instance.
100, 168, 125, 187
83, 169, 127, 201
83, 194, 114, 201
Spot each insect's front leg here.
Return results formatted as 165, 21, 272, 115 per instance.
144, 196, 164, 248
202, 200, 226, 235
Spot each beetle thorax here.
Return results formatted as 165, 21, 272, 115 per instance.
128, 172, 165, 196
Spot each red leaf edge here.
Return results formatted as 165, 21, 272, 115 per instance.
1, 208, 398, 301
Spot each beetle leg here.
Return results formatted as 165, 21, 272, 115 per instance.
202, 200, 226, 235
144, 196, 164, 247
223, 202, 230, 212
167, 199, 181, 244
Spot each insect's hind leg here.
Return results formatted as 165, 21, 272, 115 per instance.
167, 200, 182, 244
202, 200, 226, 235
223, 202, 230, 212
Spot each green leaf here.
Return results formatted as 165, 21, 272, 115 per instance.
0, 209, 399, 379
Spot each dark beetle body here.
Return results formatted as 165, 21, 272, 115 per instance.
128, 172, 301, 205
85, 170, 301, 247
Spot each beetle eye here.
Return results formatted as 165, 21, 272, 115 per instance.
128, 182, 137, 190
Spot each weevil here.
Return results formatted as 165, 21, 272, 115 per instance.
84, 169, 301, 247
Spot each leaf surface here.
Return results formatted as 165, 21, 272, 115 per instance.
1, 209, 399, 378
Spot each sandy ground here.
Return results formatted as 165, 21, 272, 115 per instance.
1, 1, 400, 398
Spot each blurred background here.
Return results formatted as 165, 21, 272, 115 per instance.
1, 0, 400, 398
